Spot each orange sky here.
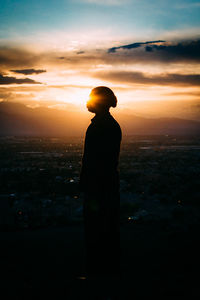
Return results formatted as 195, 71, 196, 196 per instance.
0, 1, 200, 120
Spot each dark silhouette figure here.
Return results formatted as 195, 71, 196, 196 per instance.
80, 86, 122, 278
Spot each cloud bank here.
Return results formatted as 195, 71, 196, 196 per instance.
93, 71, 200, 87
0, 74, 41, 85
10, 69, 46, 75
0, 39, 200, 75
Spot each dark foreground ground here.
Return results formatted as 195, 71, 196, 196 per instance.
0, 221, 200, 299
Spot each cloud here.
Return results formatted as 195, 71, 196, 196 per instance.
193, 103, 200, 110
93, 70, 200, 87
0, 89, 35, 102
107, 39, 200, 63
0, 74, 41, 85
1, 39, 200, 77
164, 91, 200, 97
108, 40, 165, 53
76, 51, 85, 55
10, 69, 46, 75
0, 47, 41, 71
144, 40, 200, 62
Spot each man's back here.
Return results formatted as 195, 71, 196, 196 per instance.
80, 111, 121, 192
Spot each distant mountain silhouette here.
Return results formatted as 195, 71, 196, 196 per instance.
0, 101, 200, 136
116, 113, 200, 135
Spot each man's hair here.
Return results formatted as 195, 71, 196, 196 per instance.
90, 86, 117, 108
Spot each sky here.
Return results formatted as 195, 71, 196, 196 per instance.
0, 0, 200, 119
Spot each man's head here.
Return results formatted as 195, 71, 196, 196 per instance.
87, 86, 117, 113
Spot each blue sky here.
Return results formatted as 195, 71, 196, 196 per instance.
0, 0, 200, 41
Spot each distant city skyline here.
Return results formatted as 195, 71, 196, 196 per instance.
0, 0, 200, 119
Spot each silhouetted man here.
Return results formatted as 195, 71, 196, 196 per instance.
80, 86, 122, 278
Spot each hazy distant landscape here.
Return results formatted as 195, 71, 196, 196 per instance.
1, 101, 200, 136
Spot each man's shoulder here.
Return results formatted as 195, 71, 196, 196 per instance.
109, 115, 121, 130
107, 115, 122, 140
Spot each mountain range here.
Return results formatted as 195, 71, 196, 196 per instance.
0, 101, 199, 136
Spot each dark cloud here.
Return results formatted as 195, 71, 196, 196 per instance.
145, 46, 153, 52
0, 74, 41, 85
76, 51, 85, 55
107, 39, 200, 63
10, 69, 46, 75
93, 71, 200, 87
144, 40, 200, 62
108, 40, 165, 53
